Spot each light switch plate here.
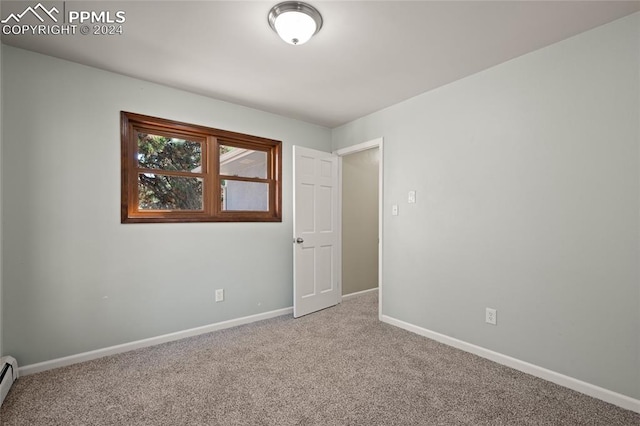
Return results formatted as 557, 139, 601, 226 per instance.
392, 205, 399, 216
408, 190, 416, 203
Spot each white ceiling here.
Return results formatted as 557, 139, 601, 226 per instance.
2, 1, 639, 127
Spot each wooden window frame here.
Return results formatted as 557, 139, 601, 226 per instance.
121, 111, 282, 223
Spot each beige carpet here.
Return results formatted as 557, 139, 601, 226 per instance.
1, 292, 638, 425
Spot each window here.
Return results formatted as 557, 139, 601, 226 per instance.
121, 112, 282, 223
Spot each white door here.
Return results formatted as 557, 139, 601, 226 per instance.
293, 146, 340, 318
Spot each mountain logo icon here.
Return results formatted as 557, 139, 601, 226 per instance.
1, 3, 59, 24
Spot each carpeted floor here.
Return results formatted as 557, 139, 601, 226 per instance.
1, 291, 638, 425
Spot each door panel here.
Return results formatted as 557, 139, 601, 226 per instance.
293, 146, 340, 317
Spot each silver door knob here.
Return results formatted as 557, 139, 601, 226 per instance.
295, 237, 304, 244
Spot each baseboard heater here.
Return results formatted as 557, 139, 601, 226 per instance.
0, 356, 19, 407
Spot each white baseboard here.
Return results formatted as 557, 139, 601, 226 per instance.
19, 306, 293, 376
342, 287, 378, 300
381, 315, 640, 414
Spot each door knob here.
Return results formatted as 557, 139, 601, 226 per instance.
295, 237, 304, 244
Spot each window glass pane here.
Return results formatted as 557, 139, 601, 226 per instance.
138, 133, 202, 173
138, 174, 203, 210
220, 145, 267, 179
221, 180, 269, 211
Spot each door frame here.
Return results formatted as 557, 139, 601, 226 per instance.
335, 138, 384, 320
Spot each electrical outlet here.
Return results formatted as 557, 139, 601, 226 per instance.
486, 308, 497, 325
408, 190, 416, 204
215, 289, 224, 302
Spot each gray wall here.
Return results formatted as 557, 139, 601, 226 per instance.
1, 46, 331, 366
342, 148, 379, 295
333, 13, 640, 399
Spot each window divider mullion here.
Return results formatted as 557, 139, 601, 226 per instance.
208, 136, 219, 217
135, 168, 205, 179
219, 175, 269, 184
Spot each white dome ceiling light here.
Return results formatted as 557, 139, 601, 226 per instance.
268, 2, 323, 46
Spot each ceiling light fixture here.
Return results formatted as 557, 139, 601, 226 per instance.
268, 1, 323, 46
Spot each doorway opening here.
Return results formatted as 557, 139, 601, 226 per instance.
336, 138, 383, 320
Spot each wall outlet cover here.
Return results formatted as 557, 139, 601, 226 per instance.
486, 308, 497, 325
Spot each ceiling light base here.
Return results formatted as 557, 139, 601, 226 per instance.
268, 1, 323, 45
